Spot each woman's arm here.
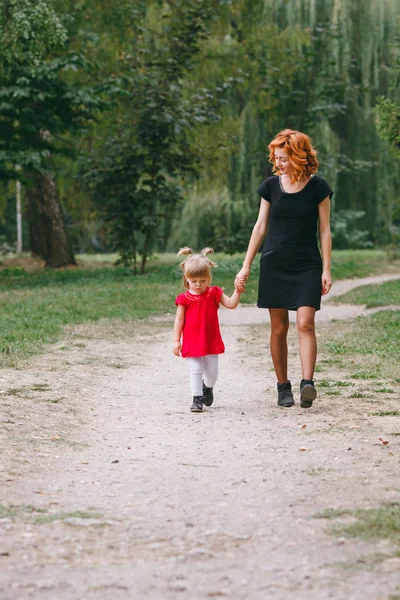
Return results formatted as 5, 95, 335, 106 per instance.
172, 304, 185, 355
234, 199, 270, 292
318, 197, 332, 295
220, 289, 241, 310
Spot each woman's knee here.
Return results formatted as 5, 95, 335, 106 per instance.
297, 318, 315, 335
271, 321, 289, 338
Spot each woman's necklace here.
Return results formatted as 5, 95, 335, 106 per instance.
281, 175, 310, 193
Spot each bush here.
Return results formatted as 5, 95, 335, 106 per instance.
331, 210, 373, 249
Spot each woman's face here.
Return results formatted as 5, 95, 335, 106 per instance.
274, 148, 292, 176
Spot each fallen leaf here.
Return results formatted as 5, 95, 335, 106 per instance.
298, 447, 309, 452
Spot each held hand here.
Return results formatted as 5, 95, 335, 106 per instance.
172, 341, 181, 356
321, 271, 332, 295
235, 266, 250, 293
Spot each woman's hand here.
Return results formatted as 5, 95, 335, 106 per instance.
321, 270, 332, 295
235, 266, 250, 293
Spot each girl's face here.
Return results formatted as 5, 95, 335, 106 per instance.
274, 148, 293, 176
186, 275, 209, 295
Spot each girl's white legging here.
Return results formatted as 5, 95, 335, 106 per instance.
186, 354, 219, 397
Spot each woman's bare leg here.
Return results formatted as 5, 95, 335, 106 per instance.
296, 306, 317, 380
268, 309, 290, 383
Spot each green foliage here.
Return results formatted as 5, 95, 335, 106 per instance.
0, 53, 119, 181
82, 1, 225, 271
375, 96, 400, 158
375, 53, 400, 158
2, 0, 400, 254
0, 0, 67, 68
331, 210, 373, 249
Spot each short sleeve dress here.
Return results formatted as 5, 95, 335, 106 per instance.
175, 286, 225, 357
256, 174, 333, 311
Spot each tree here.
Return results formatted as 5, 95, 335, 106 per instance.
374, 52, 400, 250
375, 56, 400, 158
83, 0, 224, 272
0, 0, 67, 67
0, 2, 117, 266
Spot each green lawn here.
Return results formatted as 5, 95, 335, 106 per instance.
334, 280, 400, 307
324, 310, 400, 379
0, 250, 398, 367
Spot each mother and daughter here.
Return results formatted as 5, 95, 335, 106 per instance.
172, 129, 333, 413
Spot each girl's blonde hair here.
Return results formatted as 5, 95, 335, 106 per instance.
177, 247, 216, 289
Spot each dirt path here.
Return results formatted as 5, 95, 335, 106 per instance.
1, 276, 400, 600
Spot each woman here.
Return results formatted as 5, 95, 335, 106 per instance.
235, 129, 333, 409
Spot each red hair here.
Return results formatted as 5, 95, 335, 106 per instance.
268, 129, 319, 183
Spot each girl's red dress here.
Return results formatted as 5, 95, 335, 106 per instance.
175, 286, 225, 358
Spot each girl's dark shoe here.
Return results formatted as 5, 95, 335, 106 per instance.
202, 381, 214, 406
277, 381, 294, 407
190, 396, 204, 412
300, 379, 317, 408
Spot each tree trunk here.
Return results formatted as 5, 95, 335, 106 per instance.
26, 173, 77, 268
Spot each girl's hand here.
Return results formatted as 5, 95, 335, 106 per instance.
172, 341, 181, 356
321, 271, 332, 295
235, 266, 250, 292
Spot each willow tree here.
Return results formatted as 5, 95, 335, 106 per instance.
167, 0, 400, 251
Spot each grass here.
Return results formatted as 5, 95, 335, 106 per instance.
315, 504, 400, 560
350, 370, 380, 379
323, 311, 400, 380
0, 504, 102, 524
5, 387, 26, 396
371, 411, 400, 417
326, 503, 400, 547
334, 279, 400, 308
0, 250, 398, 367
30, 383, 51, 391
318, 379, 353, 388
329, 250, 399, 280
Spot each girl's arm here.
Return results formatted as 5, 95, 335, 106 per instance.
318, 197, 332, 295
220, 289, 241, 310
234, 199, 271, 292
172, 304, 185, 355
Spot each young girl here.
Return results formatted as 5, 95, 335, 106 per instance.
173, 247, 241, 413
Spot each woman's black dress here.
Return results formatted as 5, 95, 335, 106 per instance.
257, 174, 333, 311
